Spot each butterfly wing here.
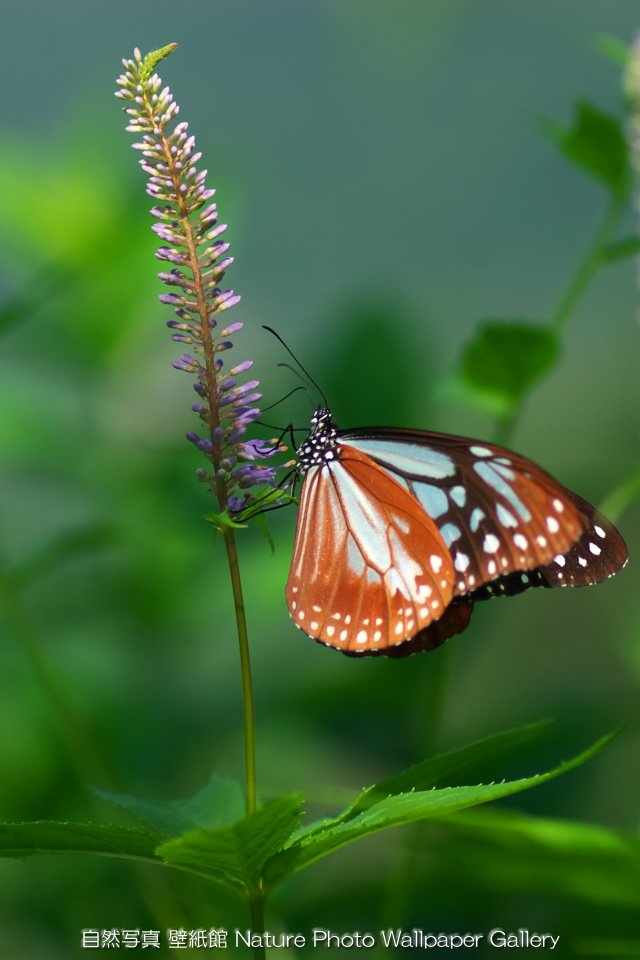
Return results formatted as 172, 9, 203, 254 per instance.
470, 489, 627, 601
286, 445, 461, 654
342, 428, 627, 596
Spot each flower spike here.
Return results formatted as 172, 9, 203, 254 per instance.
115, 46, 287, 512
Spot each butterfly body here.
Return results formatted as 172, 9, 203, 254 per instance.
286, 408, 627, 657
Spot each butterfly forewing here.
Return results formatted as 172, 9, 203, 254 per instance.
286, 445, 456, 653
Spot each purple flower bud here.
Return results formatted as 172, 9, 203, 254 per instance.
218, 295, 241, 312
212, 427, 224, 445
228, 495, 248, 513
159, 293, 186, 307
231, 380, 259, 397
193, 380, 207, 396
228, 426, 247, 443
155, 247, 188, 265
230, 360, 253, 375
166, 319, 194, 331
191, 403, 205, 413
232, 408, 261, 426
186, 431, 202, 446
233, 392, 262, 407
220, 322, 243, 336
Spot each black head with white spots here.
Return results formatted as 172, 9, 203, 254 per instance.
297, 407, 339, 474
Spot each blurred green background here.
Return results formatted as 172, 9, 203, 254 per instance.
1, 1, 640, 957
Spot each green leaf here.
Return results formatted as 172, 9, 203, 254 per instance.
431, 806, 640, 907
593, 34, 629, 68
234, 488, 298, 523
599, 236, 640, 264
94, 774, 245, 840
158, 795, 302, 893
0, 821, 159, 861
205, 509, 247, 539
251, 512, 275, 552
554, 100, 629, 191
343, 721, 550, 819
461, 321, 558, 404
264, 732, 614, 889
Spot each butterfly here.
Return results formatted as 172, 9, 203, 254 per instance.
285, 407, 628, 658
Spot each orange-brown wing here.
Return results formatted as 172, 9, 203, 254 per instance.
286, 446, 458, 654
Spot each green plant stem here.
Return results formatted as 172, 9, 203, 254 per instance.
223, 530, 258, 819
549, 191, 626, 334
249, 887, 267, 960
494, 190, 626, 448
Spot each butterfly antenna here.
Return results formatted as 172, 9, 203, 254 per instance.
263, 325, 328, 407
261, 385, 307, 413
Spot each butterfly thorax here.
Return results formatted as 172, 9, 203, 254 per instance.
297, 407, 339, 473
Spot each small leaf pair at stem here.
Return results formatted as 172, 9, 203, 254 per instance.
460, 93, 637, 446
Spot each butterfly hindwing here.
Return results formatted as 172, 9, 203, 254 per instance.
342, 430, 604, 594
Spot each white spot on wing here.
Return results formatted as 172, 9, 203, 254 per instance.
546, 516, 560, 534
470, 445, 493, 457
497, 504, 518, 528
589, 542, 601, 556
430, 554, 443, 573
483, 533, 500, 553
594, 525, 605, 538
470, 508, 485, 532
440, 523, 462, 546
450, 485, 467, 508
454, 552, 470, 572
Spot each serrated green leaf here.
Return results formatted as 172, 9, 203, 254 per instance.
599, 236, 640, 264
264, 732, 614, 889
461, 322, 558, 403
0, 821, 159, 861
94, 774, 245, 840
158, 794, 302, 893
432, 806, 640, 907
556, 100, 628, 191
343, 721, 550, 819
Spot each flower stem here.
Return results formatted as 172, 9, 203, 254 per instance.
548, 191, 626, 334
249, 887, 267, 960
223, 529, 257, 816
